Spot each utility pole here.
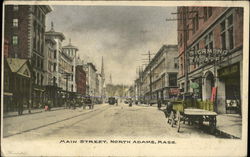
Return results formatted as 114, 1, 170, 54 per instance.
64, 72, 71, 99
141, 51, 155, 104
166, 8, 199, 96
183, 7, 189, 94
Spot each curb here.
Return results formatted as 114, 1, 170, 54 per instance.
3, 107, 66, 118
214, 128, 240, 139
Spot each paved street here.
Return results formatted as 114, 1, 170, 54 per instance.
3, 103, 216, 141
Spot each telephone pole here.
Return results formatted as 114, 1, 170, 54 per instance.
166, 8, 198, 95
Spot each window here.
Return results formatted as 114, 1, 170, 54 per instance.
205, 32, 213, 49
53, 63, 56, 71
13, 19, 18, 27
204, 7, 212, 21
37, 73, 39, 85
228, 15, 234, 50
174, 57, 179, 69
12, 36, 18, 45
192, 14, 199, 34
169, 73, 177, 87
41, 75, 43, 86
54, 50, 57, 59
179, 34, 183, 46
41, 59, 43, 70
220, 21, 226, 50
192, 18, 195, 34
204, 7, 208, 21
186, 25, 189, 40
195, 14, 199, 31
208, 7, 212, 17
13, 5, 19, 11
220, 14, 234, 50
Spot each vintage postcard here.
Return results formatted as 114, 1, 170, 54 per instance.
1, 1, 249, 156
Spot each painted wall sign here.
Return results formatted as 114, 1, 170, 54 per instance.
218, 64, 239, 78
188, 48, 229, 65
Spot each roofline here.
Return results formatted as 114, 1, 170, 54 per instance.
40, 5, 53, 14
45, 32, 65, 40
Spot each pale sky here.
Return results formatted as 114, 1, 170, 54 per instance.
46, 5, 177, 85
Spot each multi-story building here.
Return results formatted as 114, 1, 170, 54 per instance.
140, 45, 178, 104
62, 39, 78, 93
76, 65, 86, 95
4, 39, 9, 58
4, 5, 52, 106
44, 34, 56, 86
84, 63, 97, 98
44, 23, 65, 105
177, 7, 243, 114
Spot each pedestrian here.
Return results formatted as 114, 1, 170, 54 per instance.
157, 99, 162, 110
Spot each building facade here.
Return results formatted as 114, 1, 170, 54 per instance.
76, 65, 86, 95
62, 40, 78, 93
4, 5, 52, 107
177, 7, 243, 114
140, 45, 178, 104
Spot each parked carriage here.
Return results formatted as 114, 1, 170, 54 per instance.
166, 92, 217, 133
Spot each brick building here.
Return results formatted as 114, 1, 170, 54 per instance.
76, 65, 86, 95
4, 39, 9, 58
177, 7, 243, 114
4, 5, 52, 107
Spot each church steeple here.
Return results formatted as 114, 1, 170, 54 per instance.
101, 56, 105, 78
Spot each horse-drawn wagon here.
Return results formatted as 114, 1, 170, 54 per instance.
166, 93, 217, 133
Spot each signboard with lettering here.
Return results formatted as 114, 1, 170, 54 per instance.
188, 48, 229, 65
218, 63, 239, 78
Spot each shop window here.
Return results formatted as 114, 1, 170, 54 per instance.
12, 36, 18, 45
169, 73, 177, 87
13, 19, 18, 27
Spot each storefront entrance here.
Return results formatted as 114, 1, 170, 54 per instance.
218, 63, 241, 114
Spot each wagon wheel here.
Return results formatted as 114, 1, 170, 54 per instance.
176, 111, 181, 132
170, 111, 174, 127
209, 116, 216, 134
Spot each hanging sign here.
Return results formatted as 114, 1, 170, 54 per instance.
190, 82, 199, 89
210, 87, 217, 102
188, 48, 229, 65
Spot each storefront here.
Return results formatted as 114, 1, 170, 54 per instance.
4, 58, 32, 112
218, 63, 241, 114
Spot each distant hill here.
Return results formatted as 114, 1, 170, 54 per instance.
106, 84, 129, 98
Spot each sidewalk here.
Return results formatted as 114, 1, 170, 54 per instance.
3, 107, 65, 118
216, 114, 242, 138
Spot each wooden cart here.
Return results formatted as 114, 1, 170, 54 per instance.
167, 98, 217, 133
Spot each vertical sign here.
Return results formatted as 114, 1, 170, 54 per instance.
210, 87, 217, 102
